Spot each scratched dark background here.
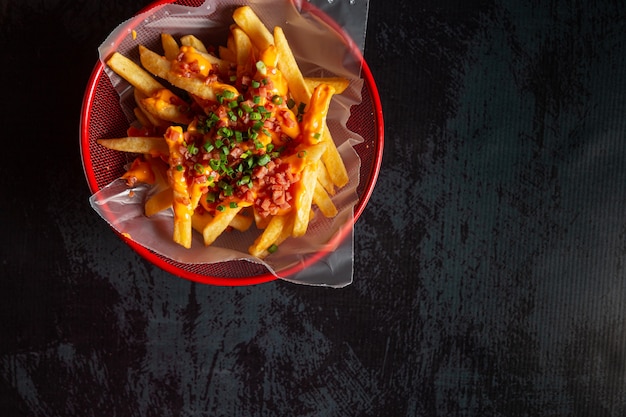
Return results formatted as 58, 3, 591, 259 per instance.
2, 0, 626, 415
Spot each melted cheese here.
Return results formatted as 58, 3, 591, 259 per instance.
179, 45, 213, 77
122, 157, 155, 184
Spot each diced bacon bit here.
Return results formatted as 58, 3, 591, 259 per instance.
263, 119, 275, 130
230, 147, 243, 158
253, 162, 300, 217
266, 159, 277, 172
204, 73, 219, 85
254, 165, 269, 179
175, 57, 202, 78
280, 110, 296, 128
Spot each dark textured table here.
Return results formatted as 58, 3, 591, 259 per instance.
2, 0, 626, 415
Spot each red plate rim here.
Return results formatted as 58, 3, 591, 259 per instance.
79, 0, 384, 286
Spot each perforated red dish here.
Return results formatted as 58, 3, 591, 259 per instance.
80, 0, 383, 286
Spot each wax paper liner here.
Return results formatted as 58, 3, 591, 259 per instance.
89, 0, 369, 287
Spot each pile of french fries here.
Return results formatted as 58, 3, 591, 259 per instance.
98, 6, 351, 259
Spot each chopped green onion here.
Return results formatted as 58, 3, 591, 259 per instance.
255, 60, 267, 75
217, 127, 233, 138
257, 154, 271, 166
187, 143, 199, 155
209, 159, 221, 170
268, 244, 278, 254
251, 80, 261, 88
248, 130, 259, 141
272, 95, 283, 105
176, 164, 184, 171
217, 205, 225, 212
229, 202, 238, 209
222, 90, 236, 100
237, 175, 251, 186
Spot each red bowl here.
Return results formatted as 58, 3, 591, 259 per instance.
80, 0, 383, 286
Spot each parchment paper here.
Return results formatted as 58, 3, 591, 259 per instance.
90, 0, 369, 287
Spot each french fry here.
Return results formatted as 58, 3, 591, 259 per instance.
300, 83, 349, 187
140, 45, 237, 101
232, 26, 253, 77
146, 155, 169, 191
202, 203, 245, 246
191, 210, 213, 233
179, 34, 234, 75
106, 52, 164, 96
274, 26, 311, 107
180, 34, 208, 53
134, 88, 168, 127
164, 126, 193, 248
300, 83, 335, 145
192, 211, 253, 233
313, 181, 338, 218
139, 45, 173, 79
232, 6, 273, 52
219, 45, 237, 63
97, 136, 169, 156
145, 188, 173, 217
121, 157, 156, 185
249, 213, 289, 258
281, 142, 326, 169
292, 160, 319, 237
304, 77, 350, 95
133, 107, 153, 129
254, 209, 271, 230
321, 128, 349, 187
229, 213, 253, 232
161, 33, 179, 60
140, 89, 193, 125
193, 48, 233, 76
316, 161, 335, 195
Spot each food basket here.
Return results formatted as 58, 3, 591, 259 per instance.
80, 0, 383, 286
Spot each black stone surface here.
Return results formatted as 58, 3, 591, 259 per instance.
2, 0, 626, 415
